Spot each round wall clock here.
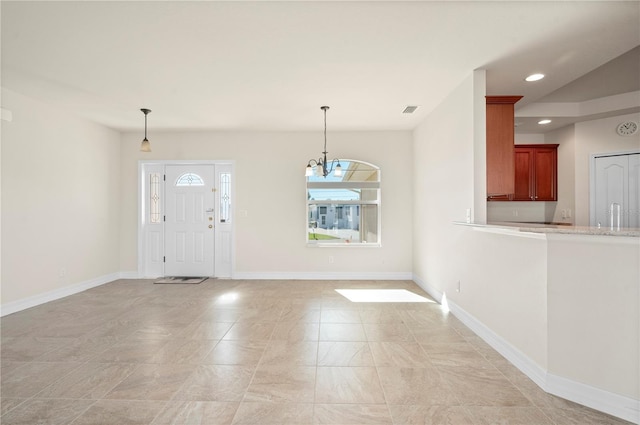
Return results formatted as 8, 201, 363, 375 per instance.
616, 121, 638, 136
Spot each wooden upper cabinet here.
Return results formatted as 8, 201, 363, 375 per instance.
513, 144, 558, 201
513, 147, 534, 200
486, 96, 522, 199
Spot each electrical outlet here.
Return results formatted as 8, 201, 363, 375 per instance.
465, 208, 471, 223
328, 256, 334, 264
59, 268, 66, 278
512, 210, 519, 217
456, 280, 461, 293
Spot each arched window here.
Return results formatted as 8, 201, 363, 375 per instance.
175, 173, 204, 186
307, 160, 380, 246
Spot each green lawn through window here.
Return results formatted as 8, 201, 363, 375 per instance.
308, 232, 340, 240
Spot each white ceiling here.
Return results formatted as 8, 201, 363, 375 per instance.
2, 1, 639, 133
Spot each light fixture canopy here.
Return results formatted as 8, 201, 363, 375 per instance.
305, 106, 342, 178
140, 108, 152, 152
538, 119, 552, 125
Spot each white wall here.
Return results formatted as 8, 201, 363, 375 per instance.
574, 112, 640, 226
458, 230, 549, 370
412, 71, 549, 369
547, 234, 639, 401
515, 134, 545, 144
412, 73, 477, 294
546, 125, 575, 224
119, 130, 413, 278
1, 88, 121, 305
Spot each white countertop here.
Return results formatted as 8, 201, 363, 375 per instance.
453, 221, 640, 238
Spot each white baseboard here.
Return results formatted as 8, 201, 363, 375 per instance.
412, 273, 639, 425
412, 273, 444, 303
118, 271, 140, 279
123, 271, 413, 281
1, 272, 122, 317
454, 302, 639, 422
447, 295, 548, 388
546, 374, 639, 425
405, 274, 545, 387
232, 271, 413, 280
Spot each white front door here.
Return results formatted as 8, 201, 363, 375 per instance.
164, 165, 215, 277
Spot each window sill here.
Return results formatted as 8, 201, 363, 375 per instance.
306, 242, 381, 248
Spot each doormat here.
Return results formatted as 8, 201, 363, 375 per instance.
154, 277, 209, 284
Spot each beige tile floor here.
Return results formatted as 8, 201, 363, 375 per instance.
0, 279, 632, 425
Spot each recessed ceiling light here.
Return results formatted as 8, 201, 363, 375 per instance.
538, 119, 552, 125
525, 73, 545, 82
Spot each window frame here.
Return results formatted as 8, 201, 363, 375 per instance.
306, 159, 381, 247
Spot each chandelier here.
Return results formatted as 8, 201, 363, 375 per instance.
305, 106, 342, 178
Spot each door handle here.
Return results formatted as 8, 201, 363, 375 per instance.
208, 225, 213, 229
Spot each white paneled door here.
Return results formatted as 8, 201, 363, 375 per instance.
593, 153, 640, 228
164, 165, 215, 277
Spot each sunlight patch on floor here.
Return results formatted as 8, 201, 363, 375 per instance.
335, 289, 434, 303
217, 292, 239, 304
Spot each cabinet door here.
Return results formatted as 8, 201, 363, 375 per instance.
513, 148, 534, 200
486, 96, 521, 198
533, 147, 557, 201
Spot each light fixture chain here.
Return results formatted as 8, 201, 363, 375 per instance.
305, 105, 340, 178
323, 106, 327, 154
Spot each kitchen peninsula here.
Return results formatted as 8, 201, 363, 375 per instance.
444, 220, 639, 423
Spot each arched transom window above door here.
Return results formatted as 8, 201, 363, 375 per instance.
175, 173, 205, 186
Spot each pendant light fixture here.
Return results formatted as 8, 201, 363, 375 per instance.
305, 106, 342, 178
140, 108, 152, 152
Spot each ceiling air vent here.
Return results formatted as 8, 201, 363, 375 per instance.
403, 105, 419, 114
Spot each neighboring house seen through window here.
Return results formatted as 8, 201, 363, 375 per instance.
307, 160, 380, 245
